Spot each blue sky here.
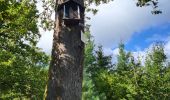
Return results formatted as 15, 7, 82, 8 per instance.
84, 0, 170, 58
126, 22, 170, 51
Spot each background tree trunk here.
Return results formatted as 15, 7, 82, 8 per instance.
45, 0, 84, 100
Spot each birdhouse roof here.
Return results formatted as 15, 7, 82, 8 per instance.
58, 0, 84, 7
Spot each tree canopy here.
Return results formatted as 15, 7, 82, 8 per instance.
83, 41, 170, 100
0, 0, 49, 99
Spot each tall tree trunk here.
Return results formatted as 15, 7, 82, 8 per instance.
45, 0, 84, 100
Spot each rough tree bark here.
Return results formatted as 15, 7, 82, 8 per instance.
45, 0, 84, 100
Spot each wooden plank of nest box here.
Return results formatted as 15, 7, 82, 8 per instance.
63, 18, 81, 25
63, 18, 81, 20
81, 31, 88, 44
58, 0, 84, 7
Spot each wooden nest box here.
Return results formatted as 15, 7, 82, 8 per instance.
57, 0, 85, 25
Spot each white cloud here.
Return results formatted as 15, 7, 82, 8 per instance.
103, 47, 119, 63
146, 34, 170, 59
132, 50, 147, 65
103, 46, 147, 64
135, 40, 170, 64
103, 47, 119, 55
88, 0, 170, 48
37, 0, 170, 56
37, 28, 53, 54
103, 35, 170, 64
165, 40, 170, 59
36, 1, 54, 54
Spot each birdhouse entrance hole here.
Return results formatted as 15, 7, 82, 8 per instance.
63, 4, 80, 19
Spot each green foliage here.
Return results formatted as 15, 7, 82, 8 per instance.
117, 43, 131, 72
0, 0, 49, 99
141, 43, 170, 99
83, 41, 112, 100
83, 42, 170, 99
136, 0, 162, 14
82, 31, 100, 100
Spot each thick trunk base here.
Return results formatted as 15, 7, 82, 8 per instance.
45, 23, 84, 100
